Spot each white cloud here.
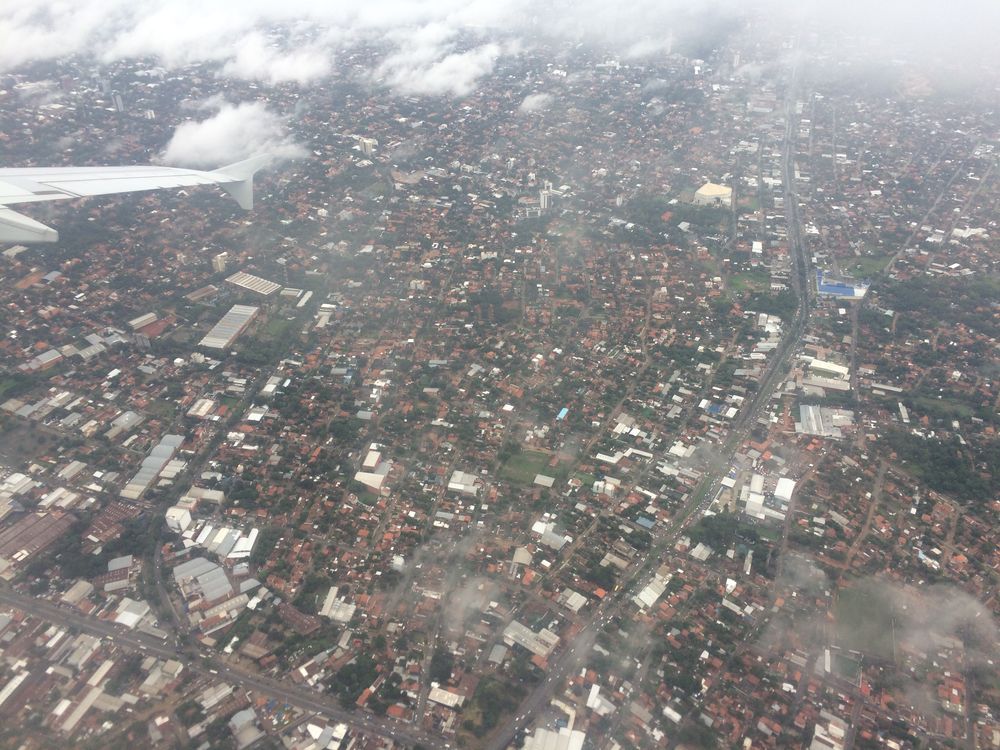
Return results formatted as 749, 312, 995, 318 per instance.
376, 41, 503, 97
2, 0, 1000, 95
222, 32, 332, 85
160, 100, 305, 166
518, 93, 553, 113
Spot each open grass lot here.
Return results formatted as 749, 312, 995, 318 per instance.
831, 652, 862, 682
756, 525, 781, 542
262, 315, 296, 340
845, 253, 893, 279
834, 584, 897, 660
499, 449, 556, 485
146, 399, 177, 420
729, 269, 771, 293
913, 395, 974, 420
0, 377, 25, 401
221, 395, 242, 409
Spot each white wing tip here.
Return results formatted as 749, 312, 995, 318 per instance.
210, 154, 274, 210
0, 208, 59, 243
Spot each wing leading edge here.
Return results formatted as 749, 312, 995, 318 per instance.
0, 154, 273, 243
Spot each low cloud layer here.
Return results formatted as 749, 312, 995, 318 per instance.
221, 32, 333, 85
376, 39, 504, 97
3, 1, 1000, 98
841, 578, 999, 665
160, 101, 305, 166
518, 93, 553, 113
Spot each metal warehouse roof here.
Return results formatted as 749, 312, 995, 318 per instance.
199, 305, 259, 349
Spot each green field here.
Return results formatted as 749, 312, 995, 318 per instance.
729, 269, 771, 293
757, 525, 781, 542
845, 253, 893, 279
913, 395, 974, 420
262, 315, 296, 340
221, 395, 242, 410
146, 399, 177, 420
0, 377, 23, 400
831, 652, 862, 682
499, 449, 556, 485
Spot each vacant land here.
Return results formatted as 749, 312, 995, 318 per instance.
499, 449, 556, 485
729, 268, 771, 293
845, 252, 893, 279
0, 419, 59, 466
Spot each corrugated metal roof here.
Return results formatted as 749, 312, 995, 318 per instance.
199, 305, 259, 349
173, 556, 217, 582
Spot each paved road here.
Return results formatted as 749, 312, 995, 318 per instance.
0, 587, 439, 748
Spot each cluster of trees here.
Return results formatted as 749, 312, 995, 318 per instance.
49, 514, 154, 580
328, 417, 361, 445
466, 286, 520, 324
688, 513, 770, 559
330, 655, 379, 707
250, 526, 285, 567
429, 650, 455, 683
625, 193, 725, 237
293, 573, 333, 615
881, 275, 1000, 338
229, 479, 259, 508
745, 289, 798, 321
886, 430, 995, 503
103, 654, 144, 696
652, 342, 715, 368
586, 560, 617, 591
461, 677, 524, 738
497, 440, 522, 464
175, 699, 207, 728
0, 372, 34, 401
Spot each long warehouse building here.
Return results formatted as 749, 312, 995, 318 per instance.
199, 305, 259, 349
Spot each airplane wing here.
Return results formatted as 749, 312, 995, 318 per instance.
0, 154, 272, 243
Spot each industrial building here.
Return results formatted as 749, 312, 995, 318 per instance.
816, 269, 868, 298
693, 182, 733, 207
121, 434, 185, 500
199, 305, 259, 349
502, 620, 560, 657
165, 506, 192, 533
173, 556, 234, 603
225, 271, 281, 296
355, 444, 392, 491
797, 404, 855, 439
447, 469, 479, 497
319, 589, 357, 622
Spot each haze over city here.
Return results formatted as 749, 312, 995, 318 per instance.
0, 2, 998, 750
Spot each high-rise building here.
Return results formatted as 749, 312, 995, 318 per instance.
212, 252, 228, 273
